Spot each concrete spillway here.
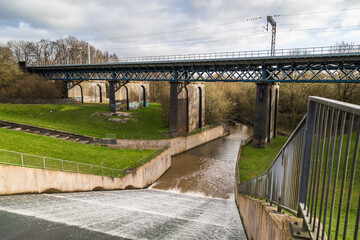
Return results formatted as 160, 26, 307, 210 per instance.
0, 190, 245, 239
0, 125, 250, 239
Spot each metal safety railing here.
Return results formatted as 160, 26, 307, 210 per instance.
239, 115, 306, 213
239, 96, 360, 240
0, 145, 168, 178
29, 45, 360, 66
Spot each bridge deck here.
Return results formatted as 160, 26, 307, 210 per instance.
26, 46, 360, 83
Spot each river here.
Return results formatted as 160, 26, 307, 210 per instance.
0, 124, 252, 240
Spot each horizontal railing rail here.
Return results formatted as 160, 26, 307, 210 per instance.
0, 145, 168, 178
239, 96, 360, 240
28, 45, 360, 66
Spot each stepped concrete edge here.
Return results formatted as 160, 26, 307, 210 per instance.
111, 125, 227, 156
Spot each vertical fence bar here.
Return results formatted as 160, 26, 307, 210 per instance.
310, 104, 326, 225
299, 100, 317, 208
77, 163, 79, 173
43, 157, 46, 169
61, 160, 64, 171
307, 103, 321, 217
335, 114, 354, 239
355, 194, 360, 240
343, 120, 360, 239
21, 153, 24, 167
328, 111, 346, 238
316, 108, 334, 239
321, 109, 340, 240
102, 167, 103, 176
312, 106, 329, 231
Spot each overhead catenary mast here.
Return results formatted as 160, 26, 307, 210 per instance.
265, 16, 277, 56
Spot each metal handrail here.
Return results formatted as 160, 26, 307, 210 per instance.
239, 96, 360, 240
0, 145, 168, 178
239, 115, 306, 213
28, 45, 360, 66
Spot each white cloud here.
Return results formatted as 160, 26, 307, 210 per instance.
0, 0, 360, 57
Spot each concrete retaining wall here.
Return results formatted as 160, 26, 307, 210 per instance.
236, 195, 301, 240
113, 126, 226, 156
0, 148, 171, 195
235, 143, 302, 240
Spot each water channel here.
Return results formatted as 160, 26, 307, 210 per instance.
0, 124, 252, 240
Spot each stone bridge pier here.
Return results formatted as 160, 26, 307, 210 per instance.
253, 82, 279, 148
65, 81, 107, 103
169, 82, 205, 136
107, 81, 149, 112
62, 80, 149, 112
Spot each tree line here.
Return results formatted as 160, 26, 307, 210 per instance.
6, 36, 118, 65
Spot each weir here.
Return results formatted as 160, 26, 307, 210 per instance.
0, 125, 251, 239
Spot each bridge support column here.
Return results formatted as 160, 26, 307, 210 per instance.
169, 82, 205, 136
62, 81, 68, 98
169, 82, 188, 136
253, 82, 279, 148
109, 81, 116, 112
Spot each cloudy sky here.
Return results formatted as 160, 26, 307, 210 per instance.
1, 0, 360, 57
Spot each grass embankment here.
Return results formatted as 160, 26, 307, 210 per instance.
239, 134, 360, 240
238, 135, 288, 183
0, 103, 169, 139
0, 127, 153, 171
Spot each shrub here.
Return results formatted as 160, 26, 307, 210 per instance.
0, 73, 61, 103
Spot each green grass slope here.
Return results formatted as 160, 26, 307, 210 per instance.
0, 103, 168, 138
0, 127, 153, 170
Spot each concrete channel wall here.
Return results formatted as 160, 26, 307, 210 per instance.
0, 148, 171, 195
235, 143, 302, 240
113, 126, 226, 156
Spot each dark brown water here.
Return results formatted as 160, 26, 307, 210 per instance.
150, 124, 253, 199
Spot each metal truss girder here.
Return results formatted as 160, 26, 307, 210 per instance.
31, 62, 360, 83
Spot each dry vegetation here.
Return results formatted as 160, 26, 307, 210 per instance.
150, 81, 360, 133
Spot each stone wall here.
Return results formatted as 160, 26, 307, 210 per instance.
115, 82, 150, 110
235, 142, 303, 240
67, 81, 150, 110
187, 83, 205, 132
169, 82, 205, 135
112, 125, 226, 156
253, 83, 279, 148
0, 148, 171, 195
68, 81, 107, 103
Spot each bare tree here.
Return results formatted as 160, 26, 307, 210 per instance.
7, 40, 36, 63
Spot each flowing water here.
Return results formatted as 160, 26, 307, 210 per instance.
0, 124, 252, 240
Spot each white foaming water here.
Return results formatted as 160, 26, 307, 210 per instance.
0, 190, 246, 239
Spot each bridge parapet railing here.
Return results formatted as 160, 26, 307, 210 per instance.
239, 96, 360, 240
0, 145, 168, 178
29, 45, 360, 66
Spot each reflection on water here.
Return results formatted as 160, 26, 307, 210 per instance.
150, 124, 253, 199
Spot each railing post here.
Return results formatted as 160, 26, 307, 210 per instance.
43, 157, 46, 169
77, 162, 79, 173
102, 167, 103, 176
298, 100, 317, 209
61, 160, 64, 171
21, 153, 24, 167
